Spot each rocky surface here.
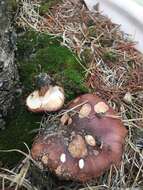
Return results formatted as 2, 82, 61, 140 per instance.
0, 0, 18, 129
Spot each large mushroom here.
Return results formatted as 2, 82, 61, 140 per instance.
26, 73, 65, 112
31, 94, 127, 182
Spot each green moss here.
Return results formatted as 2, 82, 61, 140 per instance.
81, 48, 93, 63
88, 26, 97, 38
0, 100, 41, 166
7, 0, 17, 11
39, 0, 62, 15
17, 31, 88, 100
103, 50, 117, 62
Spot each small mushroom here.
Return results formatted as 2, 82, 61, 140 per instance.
26, 73, 65, 112
31, 94, 127, 182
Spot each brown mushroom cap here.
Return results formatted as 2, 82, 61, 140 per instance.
31, 94, 127, 182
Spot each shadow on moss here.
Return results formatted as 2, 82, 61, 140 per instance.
0, 102, 41, 167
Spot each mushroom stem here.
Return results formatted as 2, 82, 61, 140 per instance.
38, 86, 49, 96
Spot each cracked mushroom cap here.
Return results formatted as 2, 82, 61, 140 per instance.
26, 73, 65, 112
31, 94, 127, 182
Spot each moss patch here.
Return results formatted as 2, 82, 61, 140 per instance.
0, 101, 41, 167
103, 50, 117, 62
17, 31, 88, 100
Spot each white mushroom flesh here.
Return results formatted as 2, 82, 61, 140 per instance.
26, 90, 42, 110
94, 102, 109, 114
79, 103, 91, 118
26, 86, 64, 111
85, 135, 96, 146
60, 153, 66, 163
42, 86, 64, 111
79, 159, 84, 169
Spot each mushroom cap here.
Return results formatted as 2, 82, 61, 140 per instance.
31, 94, 127, 182
26, 85, 65, 112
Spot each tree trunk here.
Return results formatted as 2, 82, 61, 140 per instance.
0, 0, 18, 129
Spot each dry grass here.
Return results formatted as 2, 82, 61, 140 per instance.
0, 147, 38, 190
1, 0, 142, 189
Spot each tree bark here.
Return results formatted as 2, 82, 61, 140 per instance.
0, 0, 18, 129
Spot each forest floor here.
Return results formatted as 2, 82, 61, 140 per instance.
0, 0, 143, 189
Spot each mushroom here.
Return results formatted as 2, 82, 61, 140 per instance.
31, 94, 127, 182
26, 73, 65, 112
